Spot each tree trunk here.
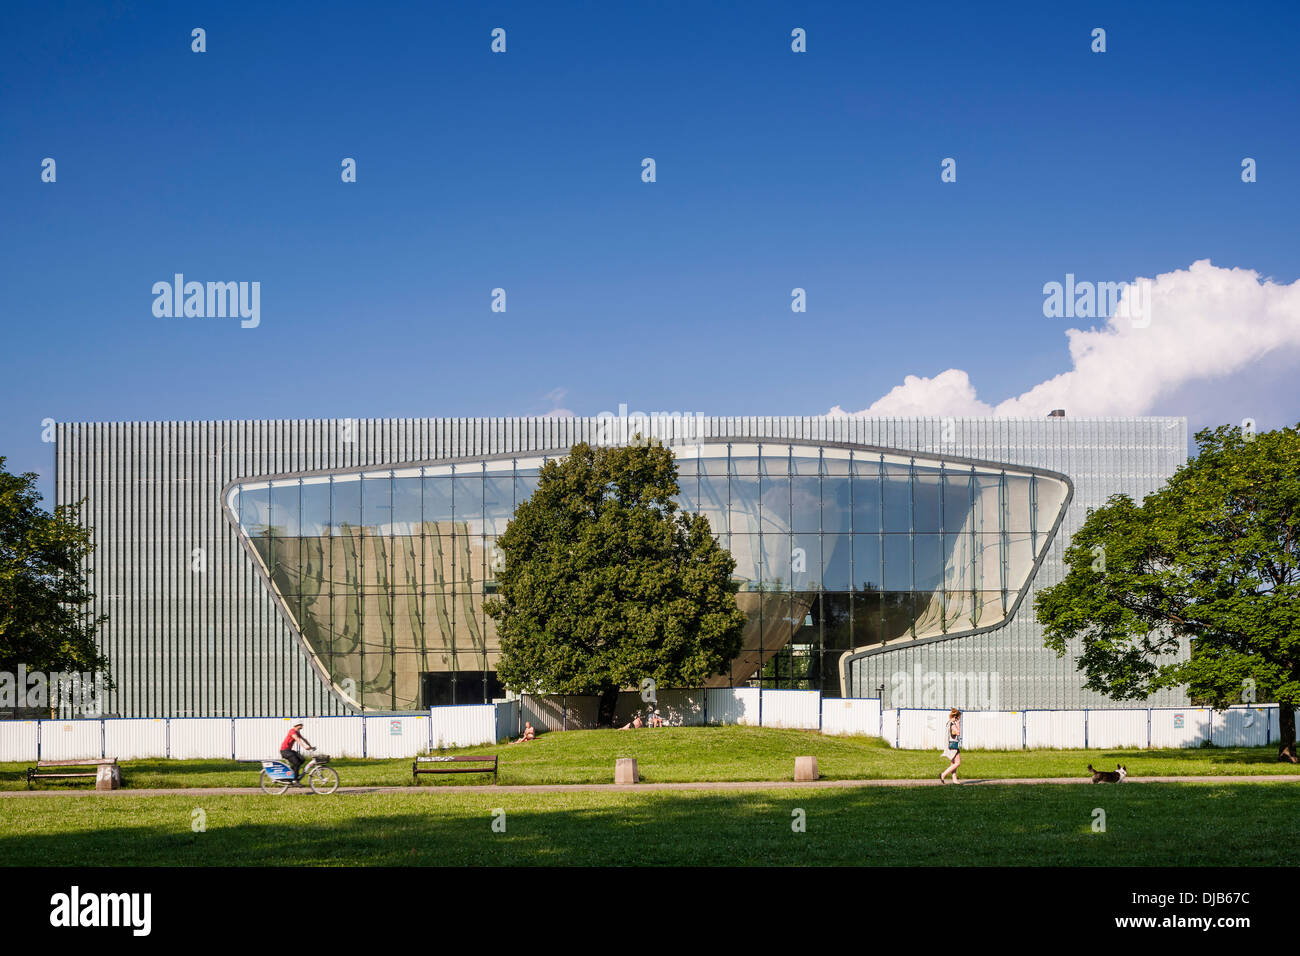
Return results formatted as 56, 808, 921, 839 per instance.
1279, 704, 1298, 763
597, 686, 620, 728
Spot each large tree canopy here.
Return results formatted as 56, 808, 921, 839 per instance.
1036, 423, 1300, 761
0, 458, 109, 710
485, 440, 746, 726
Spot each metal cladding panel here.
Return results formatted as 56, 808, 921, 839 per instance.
1149, 708, 1211, 748
758, 689, 821, 729
234, 718, 293, 761
1212, 707, 1272, 747
363, 715, 430, 758
1087, 710, 1149, 749
103, 718, 168, 760
706, 687, 760, 725
429, 705, 497, 749
1025, 710, 1087, 749
613, 689, 706, 727
170, 718, 233, 760
494, 700, 520, 741
962, 711, 1024, 750
0, 722, 40, 761
897, 709, 952, 750
38, 720, 103, 760
60, 416, 1188, 715
820, 697, 881, 737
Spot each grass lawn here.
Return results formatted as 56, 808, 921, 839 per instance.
2, 726, 1295, 791
1, 783, 1295, 866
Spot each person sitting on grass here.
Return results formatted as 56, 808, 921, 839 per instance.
648, 709, 665, 727
510, 721, 536, 743
619, 713, 644, 729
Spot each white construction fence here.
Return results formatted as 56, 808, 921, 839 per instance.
1, 695, 1293, 761
881, 705, 1293, 750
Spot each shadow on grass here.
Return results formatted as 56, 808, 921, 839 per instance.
3, 784, 1297, 867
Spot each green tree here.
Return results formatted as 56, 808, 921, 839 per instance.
0, 458, 109, 712
485, 440, 746, 726
1036, 424, 1300, 761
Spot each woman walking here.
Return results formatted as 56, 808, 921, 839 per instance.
939, 708, 963, 783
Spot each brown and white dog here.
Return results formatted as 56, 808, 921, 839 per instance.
1088, 763, 1128, 783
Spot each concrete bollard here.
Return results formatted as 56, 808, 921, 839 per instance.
96, 763, 121, 791
615, 757, 638, 785
794, 756, 818, 782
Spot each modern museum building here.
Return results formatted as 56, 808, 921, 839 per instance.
55, 414, 1192, 717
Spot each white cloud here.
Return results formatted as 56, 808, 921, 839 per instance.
832, 260, 1300, 420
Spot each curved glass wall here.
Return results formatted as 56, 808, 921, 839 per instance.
226, 443, 1069, 710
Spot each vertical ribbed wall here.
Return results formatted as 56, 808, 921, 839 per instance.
57, 416, 1187, 716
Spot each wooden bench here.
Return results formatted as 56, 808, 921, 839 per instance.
412, 754, 498, 784
27, 758, 120, 789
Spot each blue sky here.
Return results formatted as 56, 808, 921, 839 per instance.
3, 0, 1299, 503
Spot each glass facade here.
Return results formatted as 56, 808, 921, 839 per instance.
227, 442, 1068, 711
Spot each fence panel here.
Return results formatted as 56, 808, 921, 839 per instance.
1024, 711, 1087, 749
820, 698, 882, 737
0, 721, 40, 762
429, 705, 496, 749
962, 711, 1024, 750
38, 719, 103, 760
305, 716, 366, 758
362, 715, 430, 758
495, 700, 521, 741
896, 709, 951, 749
103, 718, 168, 760
1149, 708, 1211, 748
881, 709, 898, 746
234, 718, 293, 761
613, 689, 707, 727
168, 718, 233, 759
1212, 707, 1271, 747
562, 696, 601, 730
759, 689, 821, 729
520, 695, 566, 733
1087, 710, 1149, 749
706, 688, 760, 725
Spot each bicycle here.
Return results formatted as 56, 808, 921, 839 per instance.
259, 747, 339, 795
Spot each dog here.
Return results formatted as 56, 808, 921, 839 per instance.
1088, 763, 1128, 783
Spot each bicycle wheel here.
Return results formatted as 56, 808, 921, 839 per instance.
309, 766, 339, 795
260, 769, 291, 795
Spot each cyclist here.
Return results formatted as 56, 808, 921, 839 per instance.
279, 720, 313, 782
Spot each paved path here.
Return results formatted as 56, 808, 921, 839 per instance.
4, 775, 1298, 798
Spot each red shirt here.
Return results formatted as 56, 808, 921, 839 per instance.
280, 729, 301, 751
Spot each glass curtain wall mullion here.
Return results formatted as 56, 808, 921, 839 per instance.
388, 470, 397, 711
938, 462, 947, 633
481, 460, 489, 703
908, 457, 916, 640
449, 463, 457, 703
358, 475, 366, 709
845, 448, 853, 670
877, 454, 886, 645
999, 470, 1009, 615
967, 467, 977, 629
